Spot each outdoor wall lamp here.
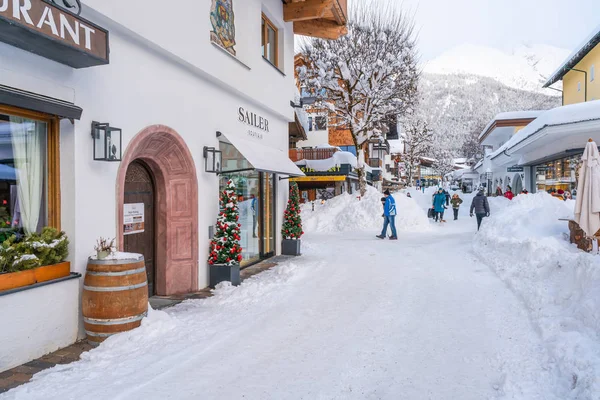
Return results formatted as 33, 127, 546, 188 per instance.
91, 121, 122, 161
203, 146, 222, 173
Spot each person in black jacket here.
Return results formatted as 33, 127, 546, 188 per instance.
470, 188, 490, 231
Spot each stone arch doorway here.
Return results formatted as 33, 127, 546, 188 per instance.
117, 125, 198, 296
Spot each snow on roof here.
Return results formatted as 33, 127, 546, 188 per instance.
544, 23, 600, 87
473, 159, 483, 170
478, 110, 545, 140
490, 99, 600, 159
388, 139, 403, 154
295, 150, 357, 171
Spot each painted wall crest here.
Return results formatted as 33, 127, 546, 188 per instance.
210, 0, 236, 56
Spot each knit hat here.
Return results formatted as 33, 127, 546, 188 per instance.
384, 189, 391, 195
558, 189, 565, 194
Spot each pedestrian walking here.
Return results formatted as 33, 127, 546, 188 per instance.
432, 187, 447, 223
451, 193, 463, 220
377, 190, 397, 240
495, 186, 503, 197
444, 189, 450, 206
470, 188, 490, 231
504, 185, 514, 200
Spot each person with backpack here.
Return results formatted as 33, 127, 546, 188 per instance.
470, 188, 490, 231
451, 194, 463, 220
432, 187, 447, 223
377, 190, 397, 240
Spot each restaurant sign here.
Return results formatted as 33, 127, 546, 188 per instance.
0, 0, 109, 68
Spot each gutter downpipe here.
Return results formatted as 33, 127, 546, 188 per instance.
568, 68, 588, 102
545, 85, 563, 106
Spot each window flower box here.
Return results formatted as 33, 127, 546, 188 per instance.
0, 261, 71, 292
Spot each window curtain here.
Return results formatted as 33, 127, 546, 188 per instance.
9, 116, 44, 235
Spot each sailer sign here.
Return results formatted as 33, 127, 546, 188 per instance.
0, 0, 109, 68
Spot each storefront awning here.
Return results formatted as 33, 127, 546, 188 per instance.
221, 134, 305, 177
0, 85, 83, 120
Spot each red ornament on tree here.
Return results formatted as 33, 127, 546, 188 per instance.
207, 180, 243, 266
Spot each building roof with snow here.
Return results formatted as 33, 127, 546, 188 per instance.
478, 111, 545, 142
490, 99, 600, 162
388, 139, 403, 154
544, 24, 600, 87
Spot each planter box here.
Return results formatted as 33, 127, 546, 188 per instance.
209, 264, 240, 288
282, 239, 301, 256
0, 262, 71, 292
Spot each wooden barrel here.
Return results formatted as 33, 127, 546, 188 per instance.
82, 254, 148, 346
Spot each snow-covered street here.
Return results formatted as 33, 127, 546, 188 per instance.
3, 189, 580, 400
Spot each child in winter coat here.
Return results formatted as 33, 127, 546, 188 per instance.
451, 194, 463, 220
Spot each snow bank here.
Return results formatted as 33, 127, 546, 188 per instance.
473, 192, 600, 398
301, 187, 430, 233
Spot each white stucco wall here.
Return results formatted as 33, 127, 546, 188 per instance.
296, 128, 329, 148
0, 278, 79, 372
0, 0, 295, 368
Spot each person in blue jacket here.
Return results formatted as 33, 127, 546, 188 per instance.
432, 187, 447, 223
376, 189, 397, 240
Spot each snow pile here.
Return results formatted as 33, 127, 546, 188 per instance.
301, 187, 430, 233
473, 192, 600, 398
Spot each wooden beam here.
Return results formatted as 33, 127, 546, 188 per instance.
284, 0, 332, 22
294, 19, 348, 40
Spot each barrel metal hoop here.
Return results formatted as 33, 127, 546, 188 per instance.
86, 267, 146, 277
83, 282, 147, 292
85, 331, 116, 338
84, 312, 147, 326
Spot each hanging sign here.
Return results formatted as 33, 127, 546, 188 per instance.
507, 165, 523, 172
0, 0, 109, 68
123, 203, 145, 235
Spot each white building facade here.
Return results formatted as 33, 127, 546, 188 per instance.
0, 0, 305, 371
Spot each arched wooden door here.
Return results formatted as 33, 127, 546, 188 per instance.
123, 160, 156, 296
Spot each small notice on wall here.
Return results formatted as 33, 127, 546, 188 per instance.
123, 203, 145, 235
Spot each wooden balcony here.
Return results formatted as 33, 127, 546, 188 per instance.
282, 0, 348, 40
289, 148, 337, 162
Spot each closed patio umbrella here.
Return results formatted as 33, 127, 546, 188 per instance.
574, 139, 600, 238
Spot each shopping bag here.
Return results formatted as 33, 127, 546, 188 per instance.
427, 208, 434, 219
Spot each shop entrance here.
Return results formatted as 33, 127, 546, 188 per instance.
117, 125, 198, 296
123, 160, 156, 296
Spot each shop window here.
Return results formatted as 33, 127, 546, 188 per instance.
261, 14, 278, 67
0, 107, 59, 235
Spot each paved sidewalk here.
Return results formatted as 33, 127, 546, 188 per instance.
0, 256, 289, 394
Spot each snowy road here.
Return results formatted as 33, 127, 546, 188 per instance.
3, 194, 559, 400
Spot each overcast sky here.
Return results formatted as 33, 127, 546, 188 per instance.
384, 0, 599, 60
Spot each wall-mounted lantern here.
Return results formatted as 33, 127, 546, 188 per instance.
203, 146, 222, 173
91, 121, 122, 161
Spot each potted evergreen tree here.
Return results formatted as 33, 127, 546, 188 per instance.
281, 182, 303, 256
208, 180, 243, 287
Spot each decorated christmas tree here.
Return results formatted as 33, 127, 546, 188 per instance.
282, 182, 303, 240
208, 180, 243, 266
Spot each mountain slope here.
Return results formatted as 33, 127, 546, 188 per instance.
423, 44, 570, 94
415, 44, 569, 159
